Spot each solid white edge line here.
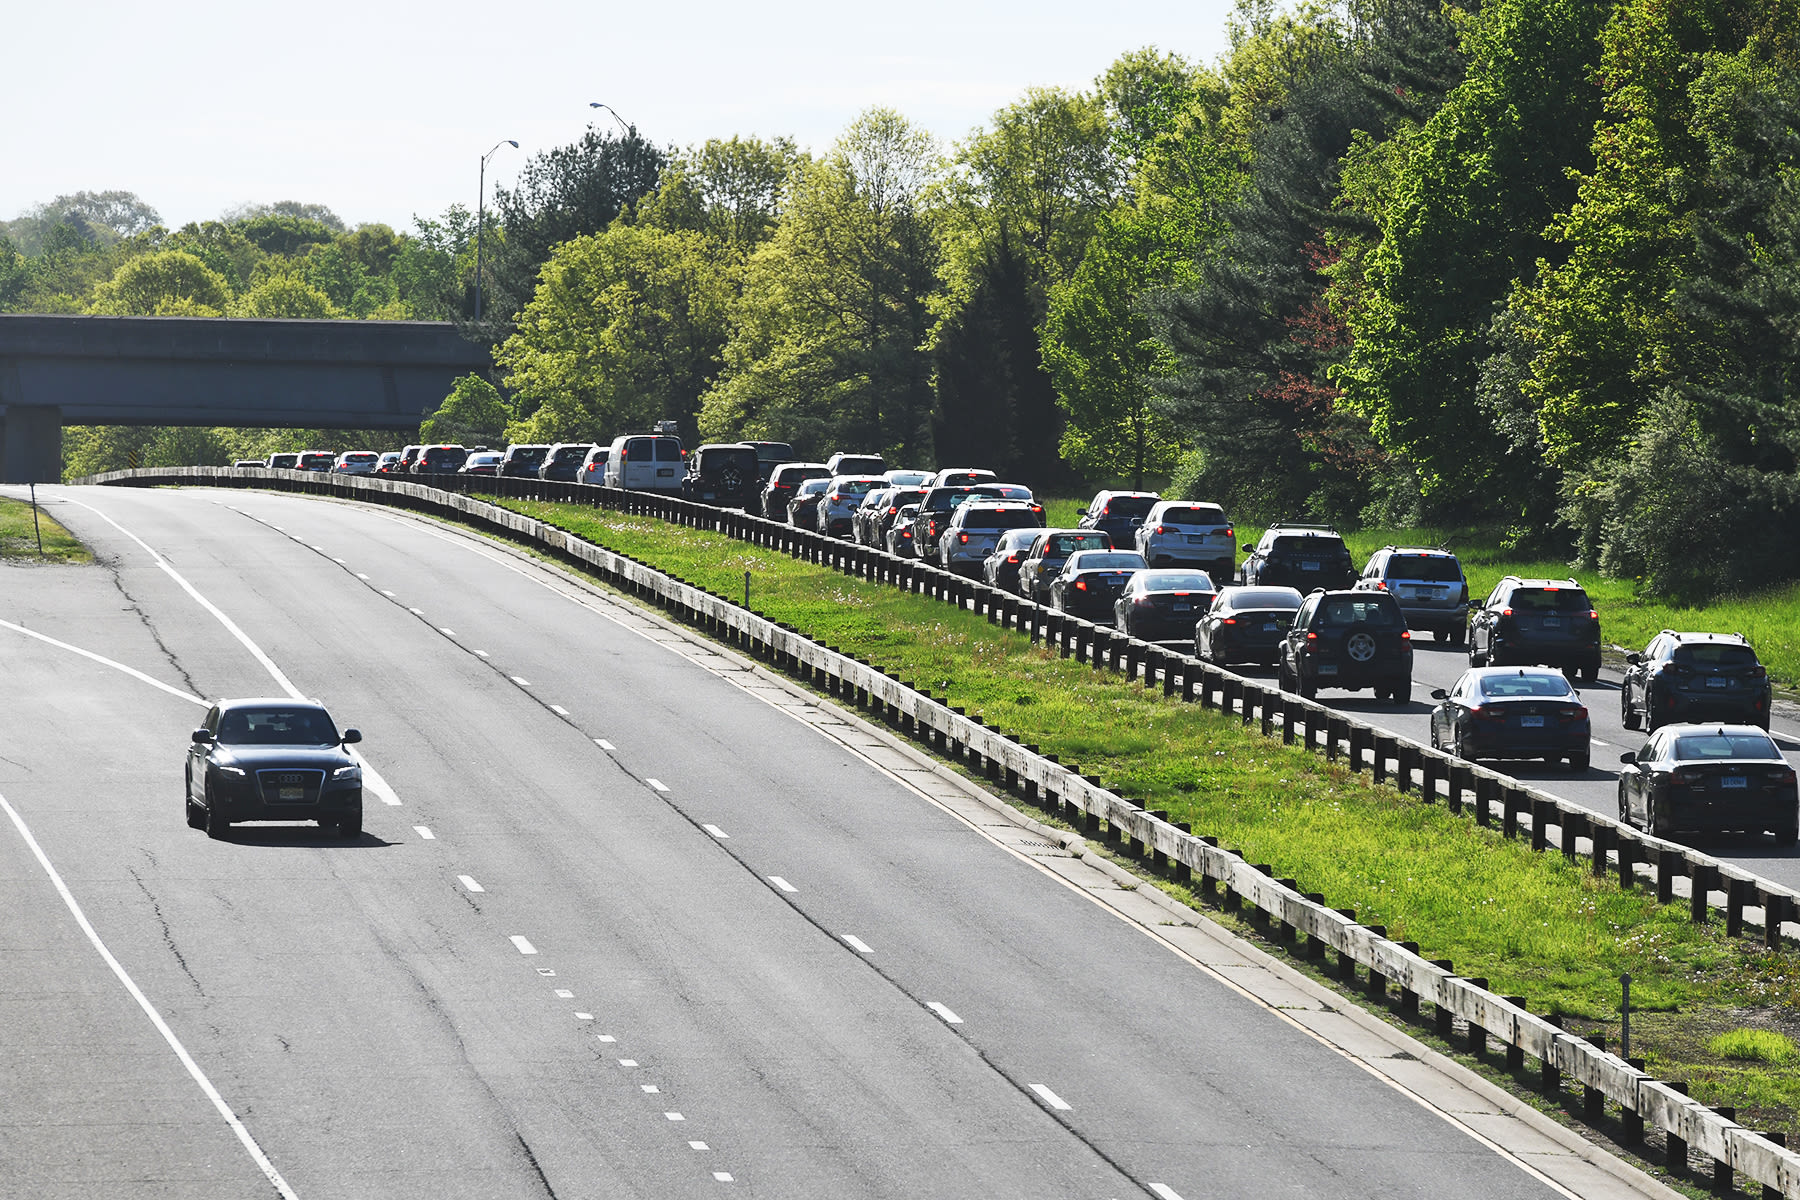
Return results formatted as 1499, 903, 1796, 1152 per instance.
0, 786, 300, 1200
346, 749, 401, 806
458, 875, 484, 893
926, 1001, 962, 1024
1030, 1083, 1071, 1111
0, 619, 207, 708
510, 936, 537, 955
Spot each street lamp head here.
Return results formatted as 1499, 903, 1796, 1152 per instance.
507, 139, 519, 148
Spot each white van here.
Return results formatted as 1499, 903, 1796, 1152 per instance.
603, 433, 685, 492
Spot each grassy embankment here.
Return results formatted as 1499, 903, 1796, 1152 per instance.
503, 496, 1800, 1138
1040, 500, 1800, 686
0, 497, 91, 563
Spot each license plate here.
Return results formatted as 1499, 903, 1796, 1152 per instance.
1187, 535, 1206, 544
1301, 561, 1320, 571
1721, 776, 1748, 789
657, 468, 675, 477
1706, 677, 1729, 688
1318, 663, 1338, 675
278, 787, 304, 800
1173, 603, 1191, 613
1542, 617, 1561, 628
1263, 622, 1279, 632
1519, 716, 1545, 728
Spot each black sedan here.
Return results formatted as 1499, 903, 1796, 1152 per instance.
186, 698, 364, 839
1049, 550, 1147, 621
1114, 569, 1215, 642
982, 528, 1041, 592
1619, 724, 1797, 842
1196, 585, 1303, 666
1429, 668, 1591, 771
787, 478, 830, 527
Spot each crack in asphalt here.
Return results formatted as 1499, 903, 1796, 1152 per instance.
127, 867, 204, 998
104, 561, 205, 700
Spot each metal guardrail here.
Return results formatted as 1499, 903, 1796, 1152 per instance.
87, 465, 1800, 1196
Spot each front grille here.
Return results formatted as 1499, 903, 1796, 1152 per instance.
257, 769, 325, 805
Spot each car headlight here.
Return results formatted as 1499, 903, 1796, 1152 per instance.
217, 765, 246, 776
333, 765, 362, 779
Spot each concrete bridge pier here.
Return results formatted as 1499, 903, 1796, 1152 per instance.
0, 406, 63, 485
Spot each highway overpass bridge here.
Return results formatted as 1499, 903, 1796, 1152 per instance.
0, 313, 491, 482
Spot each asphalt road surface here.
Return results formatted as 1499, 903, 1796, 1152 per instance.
1, 485, 1618, 1199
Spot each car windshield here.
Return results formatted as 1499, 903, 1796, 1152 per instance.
1000, 530, 1038, 548
1671, 733, 1780, 760
1073, 552, 1147, 571
1316, 598, 1401, 627
1142, 572, 1213, 592
1512, 587, 1590, 612
961, 508, 1038, 530
1103, 496, 1158, 518
1673, 643, 1759, 668
1477, 673, 1574, 698
1049, 532, 1111, 554
1388, 554, 1462, 582
1158, 505, 1226, 525
1229, 589, 1303, 611
217, 707, 339, 745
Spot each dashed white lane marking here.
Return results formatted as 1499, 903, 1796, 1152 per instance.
382, 589, 397, 597
0, 620, 207, 708
536, 967, 556, 976
510, 936, 538, 955
555, 989, 573, 999
714, 1173, 734, 1182
575, 1012, 594, 1021
1030, 1083, 1071, 1111
332, 557, 346, 565
458, 875, 484, 892
926, 1002, 963, 1025
641, 1084, 660, 1093
646, 778, 669, 792
1592, 738, 1609, 747
511, 675, 531, 687
702, 824, 729, 839
439, 627, 456, 636
475, 649, 490, 658
619, 1059, 638, 1067
597, 1035, 617, 1043
665, 1112, 685, 1122
769, 876, 797, 893
550, 704, 569, 716
311, 545, 326, 553
689, 1141, 709, 1151
356, 572, 370, 580
409, 607, 424, 615
842, 935, 873, 954
413, 826, 435, 840
595, 738, 615, 750
0, 788, 301, 1200
1149, 1185, 1185, 1200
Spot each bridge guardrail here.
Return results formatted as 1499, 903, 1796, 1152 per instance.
83, 464, 1800, 1197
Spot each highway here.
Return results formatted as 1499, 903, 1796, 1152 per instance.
1, 485, 1656, 1199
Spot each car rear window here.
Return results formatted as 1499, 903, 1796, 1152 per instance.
1512, 588, 1590, 613
1231, 589, 1304, 611
753, 443, 794, 462
1672, 733, 1780, 760
1477, 673, 1574, 698
1673, 644, 1759, 668
1386, 554, 1462, 582
1076, 553, 1147, 571
1103, 496, 1158, 518
345, 453, 377, 463
961, 508, 1038, 530
1143, 572, 1213, 592
1316, 597, 1402, 627
1050, 532, 1112, 554
834, 480, 876, 496
836, 456, 885, 474
1273, 535, 1346, 556
653, 438, 683, 462
775, 466, 830, 484
422, 448, 466, 467
796, 479, 829, 495
1159, 505, 1226, 525
552, 445, 592, 464
703, 448, 757, 471
509, 447, 548, 465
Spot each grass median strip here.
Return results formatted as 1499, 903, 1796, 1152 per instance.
503, 496, 1800, 1138
0, 496, 91, 563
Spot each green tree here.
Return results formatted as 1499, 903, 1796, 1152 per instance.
498, 223, 733, 443
228, 276, 341, 318
635, 136, 803, 251
421, 374, 511, 446
87, 250, 230, 315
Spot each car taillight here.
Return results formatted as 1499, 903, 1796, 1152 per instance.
1501, 607, 1513, 617
1775, 769, 1797, 785
1155, 525, 1167, 534
1224, 526, 1234, 538
1075, 580, 1088, 591
959, 533, 969, 544
1752, 665, 1768, 678
887, 506, 898, 515
1006, 554, 1018, 563
1371, 581, 1387, 589
1222, 617, 1237, 625
1400, 629, 1411, 640
1305, 631, 1318, 641
1673, 768, 1705, 787
1558, 706, 1588, 722
1474, 706, 1505, 723
1101, 506, 1110, 516
1587, 609, 1598, 619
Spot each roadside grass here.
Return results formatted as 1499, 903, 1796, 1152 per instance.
1038, 498, 1800, 686
0, 497, 91, 563
1710, 1028, 1799, 1065
503, 496, 1800, 1132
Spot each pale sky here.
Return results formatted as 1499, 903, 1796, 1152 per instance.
3, 0, 1236, 234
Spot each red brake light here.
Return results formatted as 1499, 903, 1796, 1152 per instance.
1075, 580, 1088, 591
1222, 617, 1237, 625
959, 533, 969, 544
1306, 631, 1318, 641
1155, 525, 1167, 535
1401, 629, 1411, 640
1588, 609, 1598, 619
1006, 554, 1019, 563
1224, 526, 1234, 538
1501, 607, 1513, 617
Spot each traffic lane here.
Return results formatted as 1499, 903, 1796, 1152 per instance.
17, 491, 1147, 1198
201, 495, 1569, 1198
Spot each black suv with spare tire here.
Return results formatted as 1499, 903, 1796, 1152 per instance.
681, 442, 760, 508
1277, 589, 1413, 703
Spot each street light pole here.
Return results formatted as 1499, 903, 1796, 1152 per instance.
474, 138, 519, 322
588, 102, 632, 137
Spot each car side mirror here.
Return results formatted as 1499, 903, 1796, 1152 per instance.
191, 728, 214, 744
1619, 751, 1637, 765
1625, 652, 1641, 665
1430, 688, 1447, 700
341, 729, 362, 745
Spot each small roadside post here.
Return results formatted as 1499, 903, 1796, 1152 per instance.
744, 570, 751, 609
29, 482, 43, 556
1620, 972, 1632, 1058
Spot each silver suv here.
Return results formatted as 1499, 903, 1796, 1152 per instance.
1134, 500, 1234, 576
1354, 546, 1469, 643
937, 501, 1044, 576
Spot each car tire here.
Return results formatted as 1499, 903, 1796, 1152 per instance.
1647, 793, 1672, 838
203, 784, 229, 840
1389, 682, 1409, 706
1568, 752, 1590, 772
1621, 690, 1642, 731
1618, 782, 1633, 827
1298, 672, 1317, 701
1778, 824, 1799, 847
1454, 728, 1476, 765
338, 804, 363, 839
186, 796, 205, 829
1468, 638, 1487, 668
1581, 661, 1600, 684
